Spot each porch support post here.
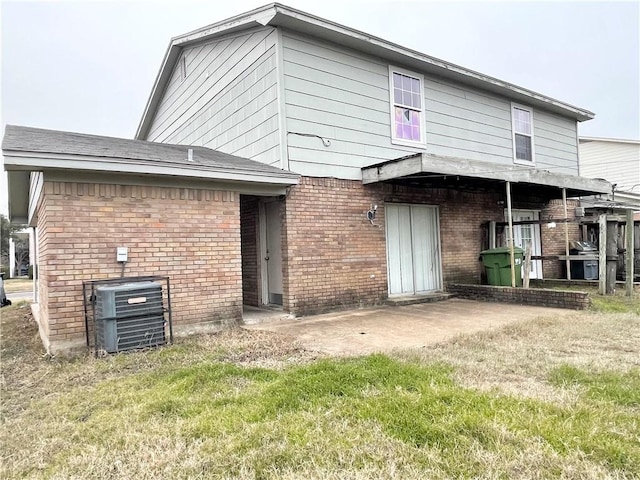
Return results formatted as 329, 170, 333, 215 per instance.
506, 181, 516, 288
563, 188, 571, 280
606, 219, 618, 294
598, 214, 607, 295
626, 209, 634, 296
29, 227, 36, 301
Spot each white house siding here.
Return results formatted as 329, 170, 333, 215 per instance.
281, 30, 579, 179
579, 140, 640, 191
28, 172, 43, 224
145, 27, 282, 167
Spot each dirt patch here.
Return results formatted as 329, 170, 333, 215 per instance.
184, 327, 325, 367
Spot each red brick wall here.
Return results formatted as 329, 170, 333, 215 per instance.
448, 283, 590, 310
540, 199, 581, 278
37, 181, 242, 353
282, 178, 388, 315
240, 195, 260, 306
282, 178, 505, 315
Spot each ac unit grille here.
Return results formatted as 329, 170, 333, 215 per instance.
95, 282, 166, 353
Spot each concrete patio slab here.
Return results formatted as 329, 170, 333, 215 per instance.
244, 298, 576, 356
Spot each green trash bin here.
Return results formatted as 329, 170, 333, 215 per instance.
480, 246, 524, 287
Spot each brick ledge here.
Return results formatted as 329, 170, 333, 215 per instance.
447, 284, 590, 310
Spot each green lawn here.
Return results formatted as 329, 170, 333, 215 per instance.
1, 301, 639, 479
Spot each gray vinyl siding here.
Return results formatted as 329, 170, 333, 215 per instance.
281, 31, 579, 179
145, 27, 281, 167
579, 141, 640, 191
533, 110, 579, 175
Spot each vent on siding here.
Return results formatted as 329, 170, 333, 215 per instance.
575, 206, 585, 217
95, 282, 165, 353
179, 55, 187, 81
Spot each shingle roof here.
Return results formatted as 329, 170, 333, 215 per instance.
2, 124, 298, 179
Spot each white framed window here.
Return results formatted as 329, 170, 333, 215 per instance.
389, 66, 426, 147
511, 103, 534, 164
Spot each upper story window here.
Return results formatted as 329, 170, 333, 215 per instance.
389, 66, 426, 147
511, 104, 534, 164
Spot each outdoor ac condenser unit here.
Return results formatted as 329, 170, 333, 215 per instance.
95, 282, 165, 353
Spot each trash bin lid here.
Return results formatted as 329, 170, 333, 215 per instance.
480, 246, 524, 255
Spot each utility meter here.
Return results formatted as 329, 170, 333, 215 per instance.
116, 246, 128, 262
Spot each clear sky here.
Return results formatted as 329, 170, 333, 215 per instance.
1, 0, 639, 214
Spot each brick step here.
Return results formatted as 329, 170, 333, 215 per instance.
385, 292, 455, 307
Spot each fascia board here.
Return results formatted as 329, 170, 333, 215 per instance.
3, 152, 299, 186
362, 152, 612, 195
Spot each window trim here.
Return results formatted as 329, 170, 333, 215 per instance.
389, 66, 427, 148
511, 102, 535, 165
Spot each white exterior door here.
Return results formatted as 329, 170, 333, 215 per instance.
510, 209, 543, 279
386, 204, 442, 295
261, 201, 283, 305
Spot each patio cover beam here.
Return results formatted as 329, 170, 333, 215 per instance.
362, 153, 612, 196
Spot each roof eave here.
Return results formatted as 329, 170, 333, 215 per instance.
135, 43, 182, 140
135, 3, 281, 140
3, 150, 300, 186
579, 136, 640, 144
6, 171, 30, 225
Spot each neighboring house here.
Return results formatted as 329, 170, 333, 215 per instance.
3, 4, 611, 354
579, 137, 640, 209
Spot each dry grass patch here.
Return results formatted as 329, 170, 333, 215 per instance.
396, 311, 640, 404
2, 302, 639, 479
2, 278, 33, 293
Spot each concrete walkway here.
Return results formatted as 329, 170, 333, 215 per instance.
245, 298, 576, 356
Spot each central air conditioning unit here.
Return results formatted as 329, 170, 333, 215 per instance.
95, 281, 166, 353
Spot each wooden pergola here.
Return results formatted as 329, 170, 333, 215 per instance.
498, 185, 637, 296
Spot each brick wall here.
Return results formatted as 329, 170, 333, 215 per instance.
540, 199, 581, 278
282, 178, 388, 315
448, 283, 590, 310
282, 178, 505, 315
38, 181, 242, 354
380, 184, 505, 285
240, 195, 260, 306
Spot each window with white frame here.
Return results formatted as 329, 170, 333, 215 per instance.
389, 67, 426, 147
511, 104, 534, 164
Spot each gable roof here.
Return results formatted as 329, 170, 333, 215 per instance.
2, 125, 299, 224
136, 2, 595, 139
